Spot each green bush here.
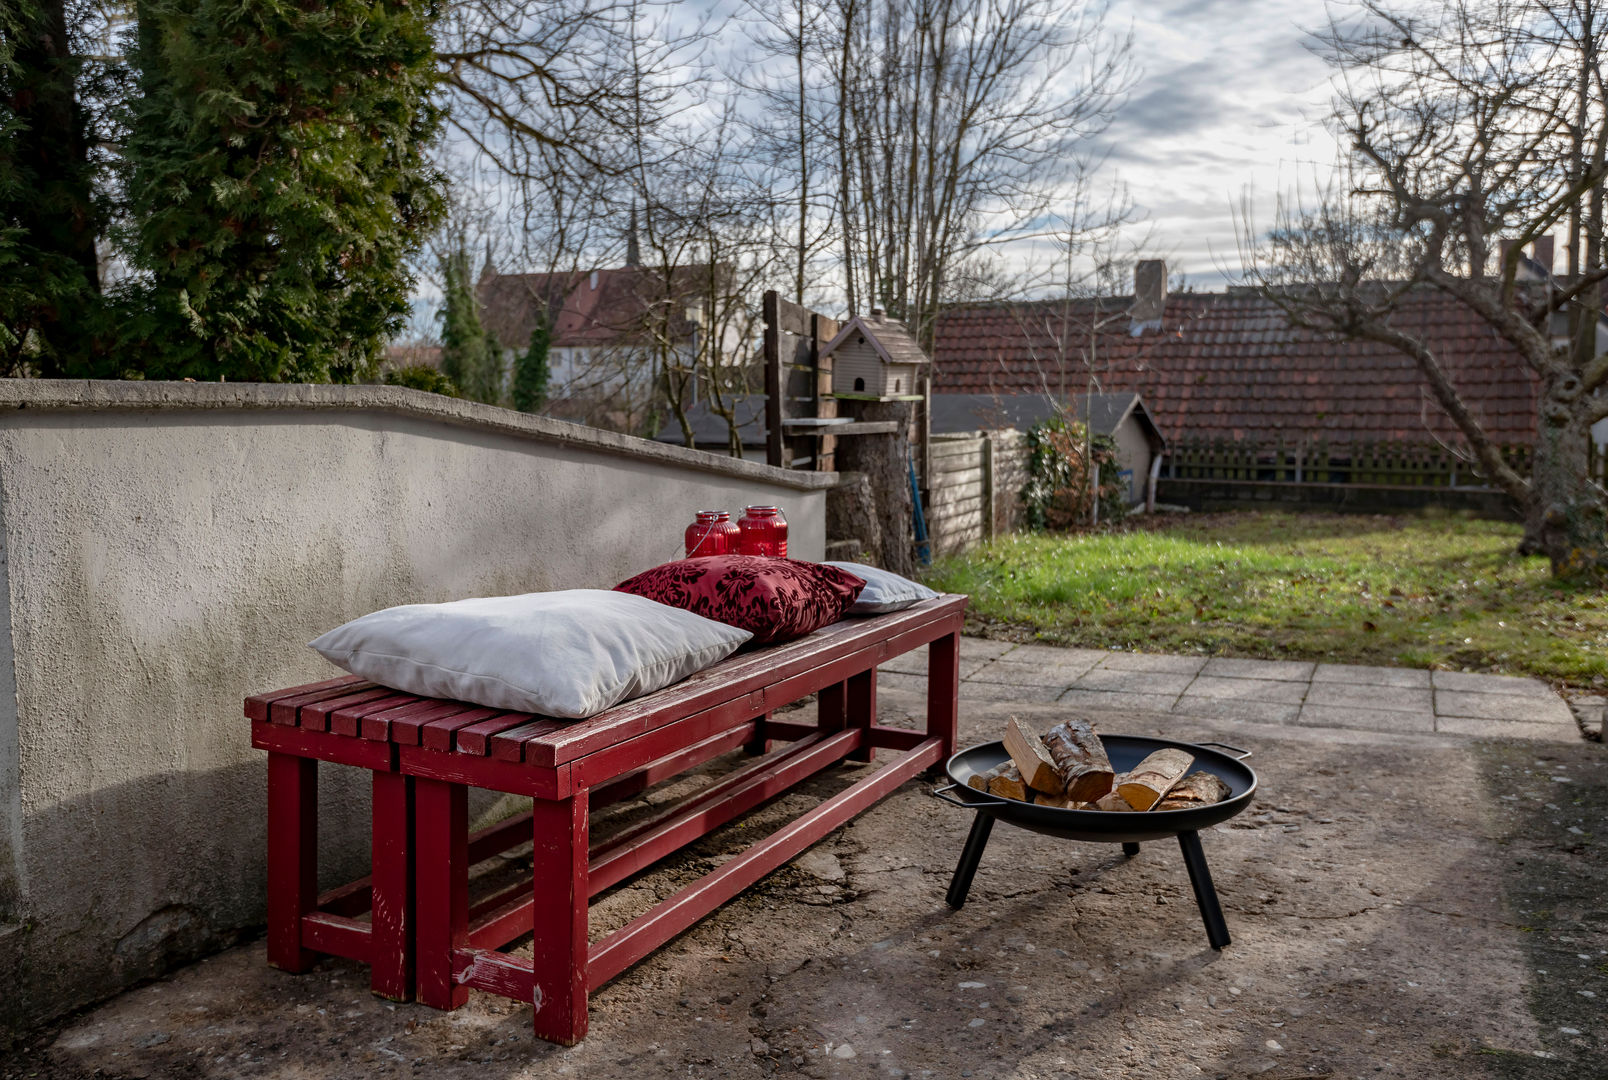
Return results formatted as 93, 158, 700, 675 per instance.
384, 363, 459, 397
1021, 416, 1125, 530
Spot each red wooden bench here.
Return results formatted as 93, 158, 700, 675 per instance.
247, 593, 966, 1044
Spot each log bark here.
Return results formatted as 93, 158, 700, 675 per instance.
1002, 718, 1064, 795
835, 402, 916, 576
1042, 719, 1115, 801
1094, 792, 1135, 812
1116, 749, 1195, 810
1156, 771, 1230, 810
1033, 791, 1093, 809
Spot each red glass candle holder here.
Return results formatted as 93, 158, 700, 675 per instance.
737, 505, 788, 558
685, 510, 738, 558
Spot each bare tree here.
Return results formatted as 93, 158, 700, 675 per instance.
1241, 0, 1608, 575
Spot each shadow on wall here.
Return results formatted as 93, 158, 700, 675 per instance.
0, 754, 516, 1047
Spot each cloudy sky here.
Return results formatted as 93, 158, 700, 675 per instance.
1080, 0, 1341, 290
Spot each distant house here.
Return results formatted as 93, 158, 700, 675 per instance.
931, 259, 1541, 454
930, 392, 1166, 505
476, 259, 743, 428
821, 309, 929, 400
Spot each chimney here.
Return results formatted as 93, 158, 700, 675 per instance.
1130, 259, 1168, 333
626, 204, 641, 268
1532, 235, 1554, 276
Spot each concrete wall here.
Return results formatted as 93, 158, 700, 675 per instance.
0, 380, 833, 1041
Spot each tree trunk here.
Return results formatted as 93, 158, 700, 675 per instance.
835, 401, 915, 576
1523, 377, 1608, 575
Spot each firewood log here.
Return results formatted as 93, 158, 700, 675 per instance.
987, 764, 1030, 802
1042, 718, 1115, 801
1155, 770, 1231, 810
1116, 749, 1195, 810
968, 761, 1011, 791
1002, 718, 1065, 795
1094, 791, 1135, 812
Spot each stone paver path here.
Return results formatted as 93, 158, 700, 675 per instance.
878, 637, 1581, 740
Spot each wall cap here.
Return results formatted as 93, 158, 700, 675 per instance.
0, 380, 836, 491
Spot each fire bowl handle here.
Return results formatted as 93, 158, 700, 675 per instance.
1195, 740, 1251, 760
930, 783, 1010, 809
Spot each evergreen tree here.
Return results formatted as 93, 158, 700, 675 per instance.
0, 0, 107, 375
121, 0, 444, 382
437, 245, 499, 403
512, 316, 550, 413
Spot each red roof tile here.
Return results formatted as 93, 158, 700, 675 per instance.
930, 289, 1537, 446
478, 265, 713, 352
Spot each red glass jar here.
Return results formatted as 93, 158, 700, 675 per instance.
737, 505, 788, 558
684, 510, 738, 558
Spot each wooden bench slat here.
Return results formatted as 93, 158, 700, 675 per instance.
419, 708, 504, 752
329, 693, 419, 737
245, 675, 366, 722
362, 699, 476, 743
454, 713, 540, 756
525, 595, 965, 767
488, 719, 570, 762
269, 680, 378, 726
299, 686, 402, 732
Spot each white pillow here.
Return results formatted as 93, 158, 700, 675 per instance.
823, 562, 940, 615
308, 590, 752, 719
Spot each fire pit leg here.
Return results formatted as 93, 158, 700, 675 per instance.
945, 812, 995, 909
1122, 842, 1140, 857
1176, 830, 1230, 950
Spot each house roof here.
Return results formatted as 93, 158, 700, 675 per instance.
822, 311, 932, 367
478, 265, 712, 352
930, 288, 1538, 446
653, 395, 769, 448
930, 392, 1165, 449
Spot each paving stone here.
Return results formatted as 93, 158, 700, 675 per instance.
962, 637, 1018, 662
965, 663, 1095, 689
1071, 668, 1196, 696
879, 650, 995, 680
1312, 663, 1432, 688
1305, 682, 1434, 714
1434, 690, 1575, 725
1056, 688, 1179, 714
875, 671, 930, 696
1171, 697, 1301, 724
1433, 715, 1584, 742
1430, 670, 1554, 697
959, 680, 1065, 704
1181, 676, 1308, 704
1295, 703, 1435, 733
1198, 657, 1315, 682
1091, 651, 1207, 675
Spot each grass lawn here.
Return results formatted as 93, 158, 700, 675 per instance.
924, 511, 1608, 690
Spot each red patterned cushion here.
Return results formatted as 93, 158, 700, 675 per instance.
614, 556, 866, 645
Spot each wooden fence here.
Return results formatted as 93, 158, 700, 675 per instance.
926, 431, 1029, 557
1164, 439, 1532, 488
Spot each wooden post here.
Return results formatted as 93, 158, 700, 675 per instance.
529, 795, 590, 1045
981, 433, 995, 542
763, 290, 784, 468
415, 777, 468, 1011
927, 631, 960, 763
369, 771, 415, 1001
266, 753, 317, 973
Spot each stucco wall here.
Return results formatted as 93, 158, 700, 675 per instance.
0, 381, 832, 1040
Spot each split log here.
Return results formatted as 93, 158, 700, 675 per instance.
1042, 718, 1115, 801
1117, 749, 1195, 810
968, 761, 1028, 802
1002, 718, 1065, 795
1094, 791, 1135, 812
1155, 770, 1231, 810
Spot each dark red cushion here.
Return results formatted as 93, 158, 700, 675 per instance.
614, 556, 866, 645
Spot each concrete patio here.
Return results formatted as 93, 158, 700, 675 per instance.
3, 638, 1602, 1080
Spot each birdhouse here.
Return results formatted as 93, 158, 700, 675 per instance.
822, 308, 929, 401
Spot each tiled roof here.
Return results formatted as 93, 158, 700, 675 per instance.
929, 392, 1165, 448
478, 265, 711, 352
930, 288, 1537, 446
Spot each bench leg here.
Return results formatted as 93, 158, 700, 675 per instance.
743, 711, 771, 756
266, 752, 317, 973
530, 794, 589, 1045
927, 631, 960, 764
818, 680, 846, 737
370, 771, 415, 1001
846, 668, 876, 763
416, 777, 468, 1010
